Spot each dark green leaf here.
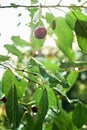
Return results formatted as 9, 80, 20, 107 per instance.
0, 55, 9, 61
55, 17, 73, 47
33, 88, 48, 130
4, 44, 23, 61
6, 85, 18, 129
75, 19, 87, 37
55, 109, 77, 130
11, 36, 29, 47
17, 104, 24, 125
10, 3, 19, 8
2, 69, 13, 97
72, 103, 87, 128
22, 113, 34, 130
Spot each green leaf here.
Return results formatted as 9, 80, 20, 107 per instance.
22, 113, 34, 130
33, 88, 48, 130
46, 86, 57, 108
46, 13, 55, 24
0, 55, 9, 61
55, 17, 73, 47
76, 36, 87, 54
10, 3, 19, 8
31, 0, 38, 4
33, 87, 43, 107
11, 36, 29, 47
54, 109, 77, 130
72, 103, 87, 128
2, 69, 27, 99
14, 76, 28, 99
17, 104, 24, 125
4, 44, 23, 61
30, 57, 69, 87
2, 69, 13, 97
67, 71, 78, 89
65, 10, 87, 30
75, 19, 87, 37
6, 85, 18, 129
57, 41, 75, 61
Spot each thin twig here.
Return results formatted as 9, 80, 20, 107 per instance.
0, 4, 87, 9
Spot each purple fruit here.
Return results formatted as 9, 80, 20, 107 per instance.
34, 26, 47, 39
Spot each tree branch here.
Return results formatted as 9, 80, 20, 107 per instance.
0, 4, 87, 9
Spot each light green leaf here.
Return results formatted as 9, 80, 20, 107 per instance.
46, 13, 55, 24
46, 86, 57, 108
0, 55, 9, 61
76, 36, 87, 54
2, 69, 13, 97
4, 44, 23, 61
33, 87, 43, 107
55, 17, 73, 47
58, 41, 75, 61
31, 0, 38, 4
6, 85, 18, 129
11, 36, 29, 47
66, 71, 78, 92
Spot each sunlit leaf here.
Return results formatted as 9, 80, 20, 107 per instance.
55, 17, 73, 47
0, 55, 9, 61
2, 69, 13, 97
11, 36, 29, 47
31, 0, 38, 4
46, 85, 57, 108
4, 44, 23, 61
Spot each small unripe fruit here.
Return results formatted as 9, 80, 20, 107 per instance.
34, 26, 47, 39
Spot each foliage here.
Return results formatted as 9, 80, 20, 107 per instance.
0, 0, 87, 130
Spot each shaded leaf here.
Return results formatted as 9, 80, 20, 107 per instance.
6, 85, 18, 129
10, 3, 19, 8
72, 103, 87, 128
33, 88, 48, 130
65, 10, 87, 30
22, 113, 34, 130
75, 19, 87, 37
